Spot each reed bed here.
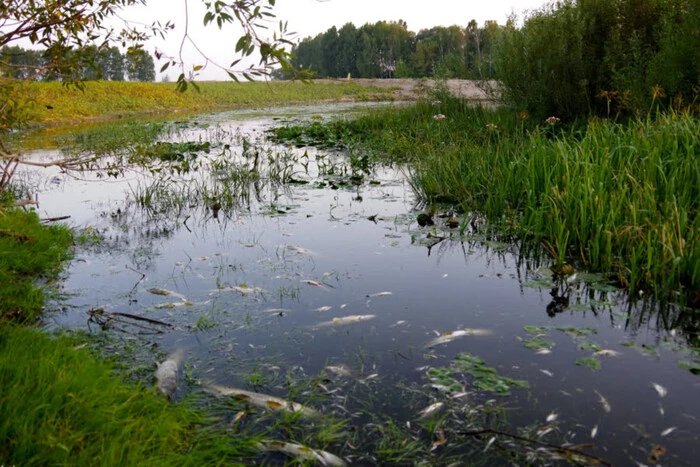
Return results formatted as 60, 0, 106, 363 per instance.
312, 98, 699, 298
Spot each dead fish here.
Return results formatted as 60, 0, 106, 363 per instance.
265, 307, 291, 314
591, 425, 598, 438
154, 301, 194, 309
205, 384, 318, 418
391, 320, 408, 327
418, 402, 444, 419
286, 245, 313, 255
155, 349, 185, 398
316, 314, 377, 327
147, 287, 187, 301
594, 390, 611, 413
535, 348, 552, 355
367, 291, 392, 297
540, 369, 554, 377
651, 382, 668, 398
259, 440, 346, 466
592, 349, 623, 358
425, 329, 492, 348
314, 306, 332, 312
212, 285, 264, 295
302, 279, 323, 287
661, 426, 678, 437
326, 364, 354, 378
546, 412, 558, 423
483, 436, 496, 453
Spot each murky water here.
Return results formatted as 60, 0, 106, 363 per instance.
21, 104, 700, 465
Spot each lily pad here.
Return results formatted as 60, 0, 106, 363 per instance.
521, 336, 555, 350
575, 357, 601, 371
578, 339, 602, 352
523, 325, 550, 335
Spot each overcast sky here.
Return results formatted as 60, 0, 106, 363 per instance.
118, 0, 551, 81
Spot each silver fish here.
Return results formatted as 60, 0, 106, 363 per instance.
425, 329, 492, 348
147, 287, 188, 301
594, 390, 611, 413
315, 314, 376, 327
661, 426, 678, 437
367, 291, 393, 297
592, 349, 623, 358
651, 382, 668, 398
418, 402, 445, 419
258, 440, 346, 466
155, 349, 184, 398
205, 384, 318, 418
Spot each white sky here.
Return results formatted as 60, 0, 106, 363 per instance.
117, 0, 552, 80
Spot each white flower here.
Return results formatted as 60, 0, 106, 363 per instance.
433, 114, 447, 120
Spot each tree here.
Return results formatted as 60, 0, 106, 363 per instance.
126, 48, 155, 81
1, 0, 295, 193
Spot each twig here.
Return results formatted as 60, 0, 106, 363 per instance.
460, 428, 612, 466
109, 311, 173, 328
126, 264, 146, 291
41, 215, 71, 223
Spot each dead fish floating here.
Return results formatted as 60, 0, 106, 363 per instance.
205, 384, 318, 419
147, 287, 188, 302
367, 291, 392, 298
211, 285, 265, 295
155, 349, 185, 398
418, 402, 445, 419
426, 328, 492, 348
258, 440, 346, 466
316, 314, 377, 327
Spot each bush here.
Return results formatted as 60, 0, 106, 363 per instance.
495, 0, 700, 119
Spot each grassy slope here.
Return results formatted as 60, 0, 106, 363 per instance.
18, 80, 393, 127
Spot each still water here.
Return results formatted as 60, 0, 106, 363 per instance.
22, 104, 699, 465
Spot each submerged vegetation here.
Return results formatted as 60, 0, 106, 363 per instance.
271, 95, 699, 302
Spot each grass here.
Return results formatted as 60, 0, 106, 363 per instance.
13, 80, 394, 129
0, 326, 264, 466
0, 207, 73, 322
0, 204, 265, 465
270, 95, 699, 301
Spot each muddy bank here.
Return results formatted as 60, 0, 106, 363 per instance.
317, 78, 499, 101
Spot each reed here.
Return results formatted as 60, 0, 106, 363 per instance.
283, 100, 698, 299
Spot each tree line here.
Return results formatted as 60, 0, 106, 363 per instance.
273, 20, 502, 80
1, 45, 156, 82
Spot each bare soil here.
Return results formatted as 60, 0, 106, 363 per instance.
317, 78, 499, 101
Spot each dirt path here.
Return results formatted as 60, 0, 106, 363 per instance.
317, 78, 499, 101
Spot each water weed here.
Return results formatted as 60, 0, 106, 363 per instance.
285, 99, 698, 302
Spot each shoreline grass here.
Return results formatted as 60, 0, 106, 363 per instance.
271, 96, 699, 301
0, 205, 262, 465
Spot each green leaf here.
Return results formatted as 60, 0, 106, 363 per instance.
523, 325, 550, 335
575, 357, 601, 371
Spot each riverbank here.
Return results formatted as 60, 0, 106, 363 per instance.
0, 206, 260, 464
270, 96, 699, 303
13, 80, 400, 129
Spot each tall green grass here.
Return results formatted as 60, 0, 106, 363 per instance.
291, 98, 698, 298
0, 326, 264, 465
0, 208, 73, 322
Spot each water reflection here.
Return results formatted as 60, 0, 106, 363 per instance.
19, 104, 699, 465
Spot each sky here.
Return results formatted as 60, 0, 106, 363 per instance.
116, 0, 552, 80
